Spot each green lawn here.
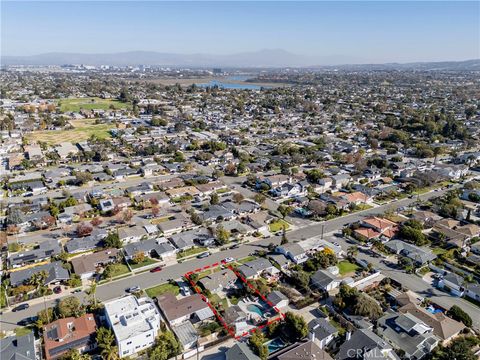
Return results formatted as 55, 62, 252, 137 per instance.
15, 327, 32, 337
103, 263, 130, 279
432, 248, 447, 255
177, 247, 207, 259
338, 261, 360, 275
237, 255, 257, 264
145, 283, 180, 298
129, 257, 158, 269
269, 219, 290, 233
58, 97, 131, 112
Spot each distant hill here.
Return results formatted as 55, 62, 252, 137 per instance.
2, 50, 479, 70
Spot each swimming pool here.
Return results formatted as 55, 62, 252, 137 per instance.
266, 338, 287, 353
426, 306, 443, 314
247, 304, 264, 316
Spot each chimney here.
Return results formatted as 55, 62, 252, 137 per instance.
308, 330, 315, 342
345, 331, 351, 341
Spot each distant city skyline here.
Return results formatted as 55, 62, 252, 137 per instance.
2, 1, 479, 64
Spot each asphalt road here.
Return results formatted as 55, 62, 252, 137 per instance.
4, 182, 478, 331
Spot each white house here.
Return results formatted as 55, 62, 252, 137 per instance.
104, 296, 161, 358
276, 243, 308, 264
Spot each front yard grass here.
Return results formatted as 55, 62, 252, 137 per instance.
177, 247, 207, 259
338, 260, 360, 275
237, 255, 257, 264
129, 257, 158, 269
269, 219, 290, 233
103, 263, 130, 279
145, 283, 180, 298
15, 327, 32, 337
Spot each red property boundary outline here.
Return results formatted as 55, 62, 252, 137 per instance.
184, 261, 285, 340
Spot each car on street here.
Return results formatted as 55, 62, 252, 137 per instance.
222, 257, 235, 264
126, 286, 140, 293
230, 244, 240, 249
150, 266, 163, 273
53, 286, 62, 294
12, 303, 30, 312
197, 252, 210, 259
17, 316, 37, 326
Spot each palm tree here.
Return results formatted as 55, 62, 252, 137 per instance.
347, 246, 358, 259
86, 280, 97, 308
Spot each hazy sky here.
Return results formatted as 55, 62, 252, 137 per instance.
2, 1, 479, 63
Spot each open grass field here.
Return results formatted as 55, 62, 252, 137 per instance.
27, 119, 114, 145
145, 282, 180, 298
338, 260, 360, 275
57, 97, 131, 112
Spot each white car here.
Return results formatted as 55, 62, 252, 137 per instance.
222, 257, 235, 264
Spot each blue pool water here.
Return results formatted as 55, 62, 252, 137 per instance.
247, 304, 264, 316
266, 338, 287, 353
426, 306, 443, 314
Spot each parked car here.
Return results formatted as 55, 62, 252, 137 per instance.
197, 252, 210, 259
17, 316, 37, 326
222, 257, 235, 264
12, 303, 30, 312
230, 244, 240, 249
150, 266, 163, 273
126, 286, 140, 293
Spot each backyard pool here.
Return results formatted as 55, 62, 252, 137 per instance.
247, 304, 264, 316
426, 306, 443, 314
266, 337, 287, 353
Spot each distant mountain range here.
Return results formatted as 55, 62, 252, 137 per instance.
2, 49, 479, 70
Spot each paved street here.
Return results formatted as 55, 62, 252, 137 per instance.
3, 182, 478, 332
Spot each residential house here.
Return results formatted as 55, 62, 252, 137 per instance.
104, 296, 161, 358
226, 343, 260, 360
276, 340, 333, 360
276, 243, 308, 264
8, 239, 62, 269
237, 258, 279, 281
199, 269, 237, 294
308, 318, 338, 349
465, 283, 480, 302
10, 261, 69, 287
267, 291, 289, 310
385, 240, 436, 266
268, 254, 291, 270
70, 249, 120, 280
156, 293, 214, 326
398, 303, 465, 345
377, 310, 439, 359
0, 333, 36, 360
158, 213, 194, 236
336, 328, 400, 360
118, 226, 148, 244
437, 272, 465, 296
43, 314, 97, 360
123, 239, 177, 261
356, 217, 398, 241
310, 269, 341, 292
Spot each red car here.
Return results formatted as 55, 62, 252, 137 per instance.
150, 266, 163, 273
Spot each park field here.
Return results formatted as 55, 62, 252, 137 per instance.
57, 97, 131, 112
27, 119, 114, 145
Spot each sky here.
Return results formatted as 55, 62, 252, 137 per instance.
1, 1, 479, 63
